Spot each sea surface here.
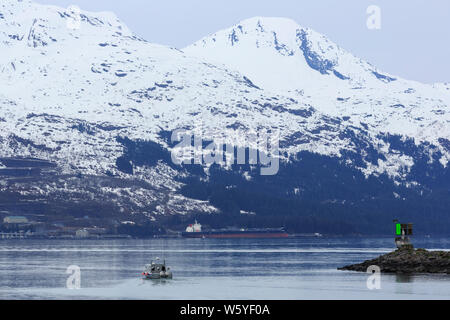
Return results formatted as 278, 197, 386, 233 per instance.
0, 237, 449, 300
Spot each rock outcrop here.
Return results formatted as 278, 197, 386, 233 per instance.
339, 247, 450, 274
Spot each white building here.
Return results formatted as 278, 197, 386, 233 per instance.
75, 229, 89, 238
3, 216, 29, 224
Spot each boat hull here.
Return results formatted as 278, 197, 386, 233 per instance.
143, 272, 173, 280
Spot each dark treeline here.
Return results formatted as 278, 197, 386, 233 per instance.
1, 133, 449, 237
116, 136, 450, 236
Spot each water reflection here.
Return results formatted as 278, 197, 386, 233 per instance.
395, 273, 413, 283
394, 273, 414, 295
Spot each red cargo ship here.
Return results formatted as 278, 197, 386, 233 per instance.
181, 221, 289, 239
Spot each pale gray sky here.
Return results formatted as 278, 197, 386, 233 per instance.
38, 0, 450, 84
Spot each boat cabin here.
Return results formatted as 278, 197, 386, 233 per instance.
142, 259, 173, 280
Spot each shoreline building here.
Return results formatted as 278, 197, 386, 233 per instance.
3, 216, 29, 224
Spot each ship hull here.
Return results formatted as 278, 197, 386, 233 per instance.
182, 230, 289, 239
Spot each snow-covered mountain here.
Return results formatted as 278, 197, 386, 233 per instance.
0, 1, 449, 233
184, 17, 450, 156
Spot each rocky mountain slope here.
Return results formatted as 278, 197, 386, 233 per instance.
0, 1, 449, 234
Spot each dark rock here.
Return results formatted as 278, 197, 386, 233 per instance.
338, 246, 450, 274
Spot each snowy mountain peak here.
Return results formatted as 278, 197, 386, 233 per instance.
0, 0, 135, 48
184, 16, 403, 94
234, 16, 305, 43
191, 16, 304, 50
184, 17, 449, 153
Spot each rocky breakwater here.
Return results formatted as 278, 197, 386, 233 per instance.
339, 246, 450, 274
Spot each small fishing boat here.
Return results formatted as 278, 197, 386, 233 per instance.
141, 258, 173, 280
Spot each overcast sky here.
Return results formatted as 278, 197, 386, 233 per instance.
38, 0, 450, 84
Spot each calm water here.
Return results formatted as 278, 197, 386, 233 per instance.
0, 237, 449, 300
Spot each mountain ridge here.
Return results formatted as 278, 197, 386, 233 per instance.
184, 16, 450, 158
0, 1, 449, 234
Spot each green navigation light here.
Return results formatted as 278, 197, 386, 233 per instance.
396, 223, 402, 235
